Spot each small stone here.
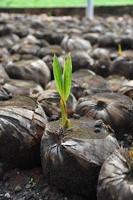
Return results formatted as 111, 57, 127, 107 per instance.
29, 178, 33, 183
15, 185, 22, 193
4, 192, 11, 199
16, 170, 20, 175
25, 184, 31, 189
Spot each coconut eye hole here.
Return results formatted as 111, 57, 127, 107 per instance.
95, 100, 107, 110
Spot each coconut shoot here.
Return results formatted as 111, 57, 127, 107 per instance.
53, 54, 72, 128
118, 44, 122, 57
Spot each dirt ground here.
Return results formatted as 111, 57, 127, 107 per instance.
0, 167, 86, 200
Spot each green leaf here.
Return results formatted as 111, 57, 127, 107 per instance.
63, 54, 72, 101
53, 55, 63, 97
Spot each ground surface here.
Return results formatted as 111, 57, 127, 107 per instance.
0, 0, 132, 8
0, 168, 85, 200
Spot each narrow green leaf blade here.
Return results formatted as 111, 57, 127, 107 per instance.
53, 55, 63, 97
63, 54, 72, 101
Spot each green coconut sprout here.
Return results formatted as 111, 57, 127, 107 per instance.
118, 44, 122, 57
53, 54, 72, 128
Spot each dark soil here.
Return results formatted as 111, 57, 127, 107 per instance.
0, 167, 85, 200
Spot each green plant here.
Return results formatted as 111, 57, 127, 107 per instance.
53, 54, 72, 128
118, 44, 122, 56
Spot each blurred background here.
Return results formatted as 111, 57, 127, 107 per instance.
0, 0, 132, 8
